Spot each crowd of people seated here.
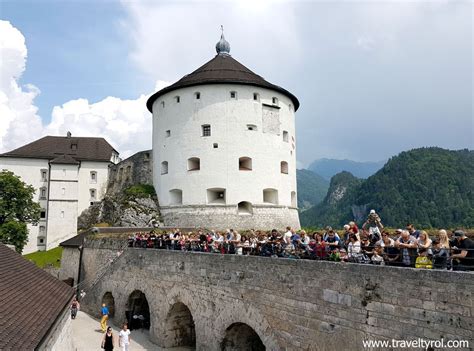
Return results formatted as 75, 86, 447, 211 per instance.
126, 210, 474, 271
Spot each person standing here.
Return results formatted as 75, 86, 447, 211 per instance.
100, 303, 109, 332
450, 230, 474, 271
101, 327, 115, 351
119, 323, 131, 351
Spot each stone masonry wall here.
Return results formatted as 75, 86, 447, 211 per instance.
58, 247, 81, 283
80, 239, 473, 351
160, 204, 301, 230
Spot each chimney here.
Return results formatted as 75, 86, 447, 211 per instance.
67, 131, 72, 138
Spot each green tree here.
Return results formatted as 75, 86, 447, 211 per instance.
0, 170, 41, 252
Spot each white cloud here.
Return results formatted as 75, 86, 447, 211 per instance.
0, 20, 168, 159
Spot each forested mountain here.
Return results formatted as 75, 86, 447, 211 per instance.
308, 158, 385, 180
296, 169, 329, 210
301, 148, 474, 228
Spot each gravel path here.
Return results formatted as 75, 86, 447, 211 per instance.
71, 311, 193, 350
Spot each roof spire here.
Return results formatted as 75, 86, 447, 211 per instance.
216, 25, 230, 55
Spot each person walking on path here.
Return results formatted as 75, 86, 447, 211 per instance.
101, 326, 115, 351
100, 303, 109, 332
119, 323, 131, 351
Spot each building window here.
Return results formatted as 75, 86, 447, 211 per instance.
90, 171, 97, 183
207, 188, 226, 204
263, 188, 278, 205
230, 91, 237, 99
38, 238, 45, 245
40, 187, 47, 199
175, 96, 180, 103
253, 93, 260, 101
40, 210, 46, 219
90, 189, 96, 200
161, 161, 168, 175
169, 189, 183, 205
291, 191, 297, 207
247, 124, 257, 131
39, 226, 46, 234
41, 169, 47, 181
161, 101, 165, 108
239, 157, 252, 171
213, 143, 218, 149
165, 130, 171, 137
280, 161, 288, 174
272, 97, 278, 105
289, 104, 293, 111
202, 124, 211, 137
60, 211, 65, 218
61, 187, 65, 195
195, 92, 200, 100
283, 131, 289, 142
238, 201, 252, 215
187, 157, 200, 171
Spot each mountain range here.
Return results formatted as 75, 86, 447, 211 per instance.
308, 158, 385, 180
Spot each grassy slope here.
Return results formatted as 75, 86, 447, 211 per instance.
24, 246, 63, 268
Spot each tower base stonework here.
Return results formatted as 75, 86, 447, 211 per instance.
159, 205, 300, 230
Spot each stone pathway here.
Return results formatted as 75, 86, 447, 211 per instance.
71, 311, 193, 350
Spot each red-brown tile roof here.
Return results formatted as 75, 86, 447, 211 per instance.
0, 244, 74, 350
147, 54, 299, 112
0, 135, 117, 162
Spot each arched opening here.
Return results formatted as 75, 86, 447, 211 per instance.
291, 191, 297, 207
239, 157, 252, 171
188, 157, 200, 171
161, 161, 168, 175
263, 188, 278, 205
280, 161, 288, 174
169, 189, 183, 205
221, 323, 265, 351
163, 302, 196, 348
102, 292, 115, 319
207, 188, 226, 204
238, 201, 252, 215
126, 290, 150, 330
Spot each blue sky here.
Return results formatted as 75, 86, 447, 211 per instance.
0, 1, 472, 165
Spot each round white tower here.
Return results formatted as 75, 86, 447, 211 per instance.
147, 33, 300, 230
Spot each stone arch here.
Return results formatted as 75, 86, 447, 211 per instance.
102, 292, 115, 319
221, 322, 265, 351
162, 301, 196, 348
126, 290, 150, 330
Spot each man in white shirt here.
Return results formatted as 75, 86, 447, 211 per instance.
283, 226, 292, 246
119, 323, 131, 351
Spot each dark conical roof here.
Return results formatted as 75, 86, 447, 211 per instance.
146, 54, 299, 112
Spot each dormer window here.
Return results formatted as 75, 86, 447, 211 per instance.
195, 92, 200, 100
71, 143, 77, 150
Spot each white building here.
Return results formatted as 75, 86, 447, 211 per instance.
147, 34, 301, 230
0, 133, 119, 253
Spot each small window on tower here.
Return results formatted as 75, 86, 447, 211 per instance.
187, 157, 200, 171
161, 161, 168, 175
272, 97, 278, 105
40, 210, 46, 219
175, 96, 180, 103
247, 124, 257, 131
253, 93, 260, 101
230, 91, 237, 99
195, 92, 200, 100
202, 124, 211, 137
90, 171, 97, 183
60, 211, 65, 218
280, 161, 289, 174
283, 131, 289, 142
165, 130, 171, 137
213, 143, 218, 149
161, 101, 165, 108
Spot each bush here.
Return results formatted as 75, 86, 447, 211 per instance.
124, 184, 156, 198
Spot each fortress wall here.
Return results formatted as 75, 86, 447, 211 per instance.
80, 238, 473, 351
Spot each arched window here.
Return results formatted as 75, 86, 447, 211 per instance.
194, 92, 200, 100
247, 124, 257, 131
282, 131, 289, 142
39, 187, 47, 200
272, 97, 278, 105
207, 188, 226, 204
291, 191, 297, 207
161, 161, 168, 174
169, 189, 183, 205
263, 188, 278, 205
238, 201, 252, 215
90, 171, 97, 183
280, 161, 288, 174
239, 157, 252, 171
188, 157, 200, 171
